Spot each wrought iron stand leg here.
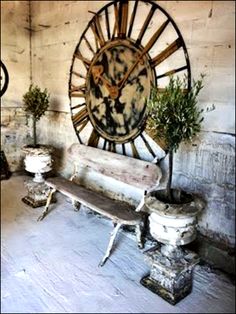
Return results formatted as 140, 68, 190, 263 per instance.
99, 222, 122, 267
37, 187, 56, 221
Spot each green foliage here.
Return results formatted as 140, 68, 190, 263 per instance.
22, 84, 50, 147
22, 84, 50, 121
147, 75, 204, 152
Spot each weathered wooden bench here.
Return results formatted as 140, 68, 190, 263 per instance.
38, 143, 162, 266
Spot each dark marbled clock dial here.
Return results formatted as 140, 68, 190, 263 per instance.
86, 41, 154, 143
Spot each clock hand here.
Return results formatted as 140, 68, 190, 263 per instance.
117, 53, 145, 90
92, 65, 119, 99
92, 65, 111, 87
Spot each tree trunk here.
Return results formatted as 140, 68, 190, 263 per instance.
166, 149, 173, 202
33, 116, 37, 147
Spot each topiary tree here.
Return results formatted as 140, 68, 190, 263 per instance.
146, 74, 204, 202
23, 84, 50, 147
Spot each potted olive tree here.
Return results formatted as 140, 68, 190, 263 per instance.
22, 85, 53, 207
23, 84, 50, 148
141, 75, 206, 304
145, 75, 206, 234
146, 75, 204, 202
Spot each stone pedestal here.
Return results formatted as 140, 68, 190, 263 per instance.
22, 180, 54, 208
141, 190, 204, 305
141, 244, 199, 305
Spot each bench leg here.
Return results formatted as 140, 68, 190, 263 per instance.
136, 223, 144, 249
37, 187, 56, 221
99, 222, 122, 267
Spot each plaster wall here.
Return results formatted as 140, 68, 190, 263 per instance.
1, 1, 235, 248
1, 1, 31, 171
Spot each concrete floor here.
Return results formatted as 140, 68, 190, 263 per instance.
1, 175, 235, 313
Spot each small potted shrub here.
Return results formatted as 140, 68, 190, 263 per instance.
22, 84, 52, 183
23, 84, 50, 148
144, 75, 206, 246
146, 75, 204, 202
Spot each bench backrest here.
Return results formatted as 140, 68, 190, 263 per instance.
68, 143, 162, 191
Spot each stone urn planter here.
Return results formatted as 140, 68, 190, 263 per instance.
141, 189, 204, 305
22, 145, 54, 207
22, 145, 53, 182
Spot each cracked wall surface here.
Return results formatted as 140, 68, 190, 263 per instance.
174, 132, 235, 247
1, 1, 235, 248
1, 1, 31, 171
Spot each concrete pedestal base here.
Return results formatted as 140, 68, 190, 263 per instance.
22, 180, 56, 208
141, 245, 199, 305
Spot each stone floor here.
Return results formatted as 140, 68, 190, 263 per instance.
1, 175, 235, 313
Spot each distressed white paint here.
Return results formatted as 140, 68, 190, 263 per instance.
22, 146, 53, 182
144, 194, 200, 246
149, 213, 197, 246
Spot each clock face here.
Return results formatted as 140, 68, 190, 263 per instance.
69, 0, 191, 159
87, 40, 153, 143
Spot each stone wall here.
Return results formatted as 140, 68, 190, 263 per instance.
174, 132, 235, 247
1, 1, 31, 171
1, 1, 235, 248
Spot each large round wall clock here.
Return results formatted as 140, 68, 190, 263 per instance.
69, 0, 191, 159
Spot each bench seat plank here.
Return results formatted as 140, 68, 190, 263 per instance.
46, 177, 142, 225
